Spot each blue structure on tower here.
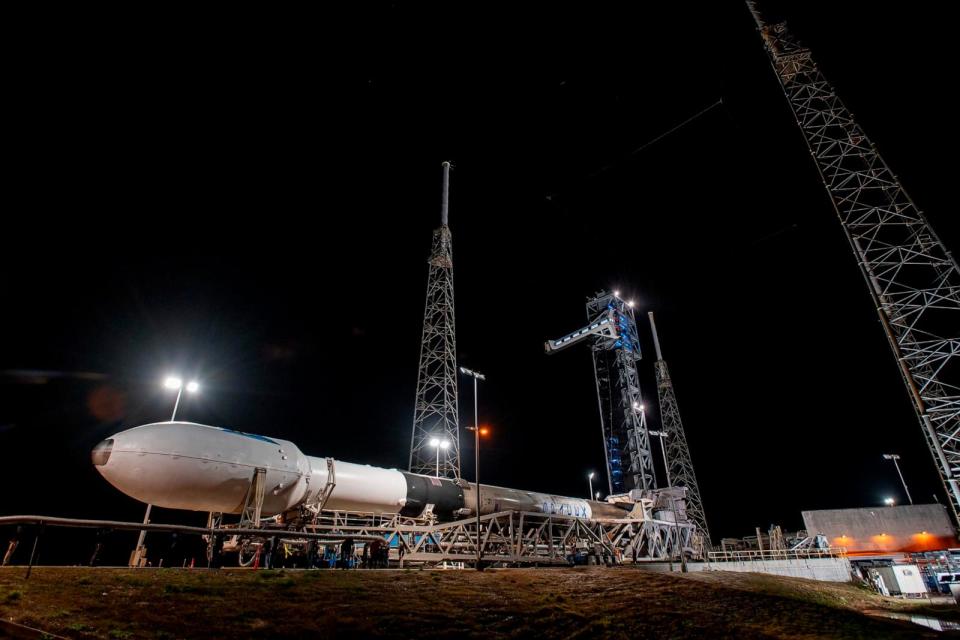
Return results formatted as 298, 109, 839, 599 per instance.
545, 291, 655, 495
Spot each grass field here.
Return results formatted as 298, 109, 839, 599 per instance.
1, 566, 957, 638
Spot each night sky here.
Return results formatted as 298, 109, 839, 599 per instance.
3, 1, 957, 557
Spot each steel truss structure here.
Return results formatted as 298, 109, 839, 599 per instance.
409, 161, 461, 479
306, 509, 696, 567
648, 312, 710, 544
747, 3, 960, 524
587, 292, 654, 493
546, 292, 654, 494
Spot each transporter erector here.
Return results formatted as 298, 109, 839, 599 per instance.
93, 421, 631, 523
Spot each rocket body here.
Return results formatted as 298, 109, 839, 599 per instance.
93, 422, 626, 521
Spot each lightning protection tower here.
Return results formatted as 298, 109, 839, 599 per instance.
546, 291, 655, 494
409, 162, 461, 479
748, 3, 960, 524
648, 312, 710, 543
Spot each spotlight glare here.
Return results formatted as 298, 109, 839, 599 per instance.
186, 380, 200, 393
164, 376, 183, 390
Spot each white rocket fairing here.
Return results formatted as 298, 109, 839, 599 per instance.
93, 422, 627, 521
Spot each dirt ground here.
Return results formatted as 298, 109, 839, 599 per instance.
1, 566, 957, 639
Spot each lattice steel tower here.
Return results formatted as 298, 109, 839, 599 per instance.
547, 292, 655, 494
409, 162, 461, 479
648, 312, 710, 542
748, 3, 960, 523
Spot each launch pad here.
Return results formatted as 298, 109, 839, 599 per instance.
1, 496, 700, 572
35, 419, 702, 571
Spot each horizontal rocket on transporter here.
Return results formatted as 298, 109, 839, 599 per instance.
92, 422, 629, 521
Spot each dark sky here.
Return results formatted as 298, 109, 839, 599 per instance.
2, 1, 956, 555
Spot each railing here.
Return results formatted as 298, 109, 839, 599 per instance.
707, 547, 847, 563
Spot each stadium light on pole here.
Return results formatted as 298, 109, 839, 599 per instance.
430, 438, 450, 478
882, 454, 913, 505
165, 376, 199, 422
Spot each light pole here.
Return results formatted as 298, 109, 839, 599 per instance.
429, 438, 450, 478
165, 376, 199, 421
588, 472, 595, 500
882, 454, 913, 505
460, 366, 485, 570
133, 376, 199, 566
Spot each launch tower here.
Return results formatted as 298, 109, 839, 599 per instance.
546, 291, 655, 494
748, 2, 960, 525
648, 312, 710, 543
409, 162, 462, 479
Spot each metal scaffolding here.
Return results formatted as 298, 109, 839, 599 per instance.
648, 312, 710, 544
547, 292, 654, 494
409, 162, 462, 479
306, 509, 696, 567
748, 3, 960, 523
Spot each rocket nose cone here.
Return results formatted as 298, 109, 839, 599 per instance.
91, 438, 114, 467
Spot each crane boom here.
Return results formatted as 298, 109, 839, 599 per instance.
544, 310, 619, 355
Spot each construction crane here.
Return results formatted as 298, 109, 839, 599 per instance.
648, 312, 711, 544
546, 291, 655, 494
747, 3, 960, 524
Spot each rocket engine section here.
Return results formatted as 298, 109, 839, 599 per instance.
93, 422, 631, 522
